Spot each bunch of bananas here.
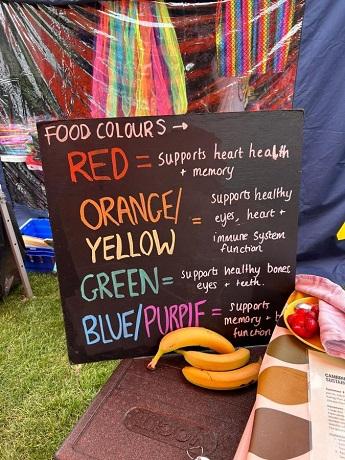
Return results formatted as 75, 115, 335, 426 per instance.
147, 326, 261, 390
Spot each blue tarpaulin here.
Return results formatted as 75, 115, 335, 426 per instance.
294, 0, 345, 285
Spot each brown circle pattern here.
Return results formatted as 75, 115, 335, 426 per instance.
258, 366, 308, 405
267, 334, 308, 364
249, 408, 310, 459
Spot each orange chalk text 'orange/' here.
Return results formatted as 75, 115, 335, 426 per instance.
79, 189, 183, 230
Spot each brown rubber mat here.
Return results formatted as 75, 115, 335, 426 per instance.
56, 346, 265, 460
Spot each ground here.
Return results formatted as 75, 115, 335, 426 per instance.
0, 274, 116, 460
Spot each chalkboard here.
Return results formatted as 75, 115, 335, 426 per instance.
37, 111, 303, 363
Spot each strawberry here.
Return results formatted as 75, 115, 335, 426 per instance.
287, 313, 304, 328
287, 309, 319, 339
292, 324, 310, 339
304, 317, 319, 338
304, 310, 317, 320
311, 305, 319, 319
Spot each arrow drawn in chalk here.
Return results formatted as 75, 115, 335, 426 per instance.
173, 122, 188, 130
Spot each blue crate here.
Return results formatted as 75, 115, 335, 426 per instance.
26, 249, 54, 257
20, 218, 52, 239
20, 218, 55, 272
24, 252, 55, 273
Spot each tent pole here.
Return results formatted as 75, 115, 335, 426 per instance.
0, 187, 33, 298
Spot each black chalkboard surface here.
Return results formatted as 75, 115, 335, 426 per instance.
37, 111, 303, 363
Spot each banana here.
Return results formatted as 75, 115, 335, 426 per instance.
181, 361, 261, 390
147, 327, 235, 370
177, 347, 250, 371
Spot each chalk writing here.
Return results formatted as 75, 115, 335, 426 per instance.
37, 111, 302, 363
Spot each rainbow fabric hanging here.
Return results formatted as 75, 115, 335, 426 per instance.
92, 0, 187, 118
216, 0, 297, 77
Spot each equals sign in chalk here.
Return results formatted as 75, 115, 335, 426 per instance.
162, 277, 174, 286
192, 217, 202, 225
211, 308, 223, 316
136, 155, 152, 169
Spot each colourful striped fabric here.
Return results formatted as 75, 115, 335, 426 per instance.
216, 0, 298, 77
92, 0, 187, 118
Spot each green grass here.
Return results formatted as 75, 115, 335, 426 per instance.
0, 274, 117, 460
